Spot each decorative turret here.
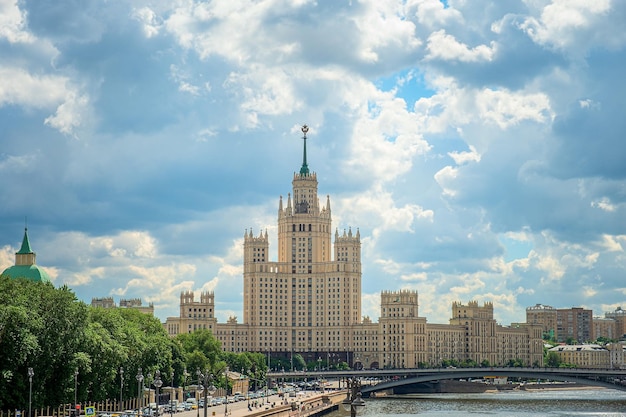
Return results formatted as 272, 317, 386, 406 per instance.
243, 228, 269, 272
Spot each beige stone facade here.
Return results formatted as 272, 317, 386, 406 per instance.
91, 296, 154, 315
605, 307, 626, 339
548, 344, 611, 369
593, 317, 618, 340
526, 304, 557, 340
163, 129, 543, 368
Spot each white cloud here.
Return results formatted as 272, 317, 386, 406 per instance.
449, 145, 481, 165
519, 0, 626, 53
0, 0, 35, 43
425, 30, 496, 62
1, 0, 626, 329
44, 92, 89, 136
476, 88, 553, 128
132, 6, 162, 38
352, 0, 421, 63
591, 197, 616, 212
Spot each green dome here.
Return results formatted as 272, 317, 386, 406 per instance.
1, 227, 52, 284
1, 264, 51, 283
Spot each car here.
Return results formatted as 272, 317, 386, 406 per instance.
176, 404, 186, 413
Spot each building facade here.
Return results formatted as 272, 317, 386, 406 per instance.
593, 317, 618, 341
556, 307, 593, 343
91, 296, 155, 315
164, 126, 543, 368
548, 343, 626, 369
526, 304, 557, 340
605, 307, 626, 339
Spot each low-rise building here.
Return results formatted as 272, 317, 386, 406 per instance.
548, 344, 609, 368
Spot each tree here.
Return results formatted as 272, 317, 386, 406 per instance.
292, 354, 306, 371
0, 278, 89, 409
176, 330, 221, 378
0, 276, 181, 410
545, 351, 561, 367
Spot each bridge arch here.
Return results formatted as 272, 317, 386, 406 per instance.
361, 369, 626, 396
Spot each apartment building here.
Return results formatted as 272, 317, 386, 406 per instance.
164, 126, 543, 368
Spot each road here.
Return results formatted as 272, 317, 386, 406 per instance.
163, 391, 328, 417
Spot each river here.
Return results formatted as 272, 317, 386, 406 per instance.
324, 389, 626, 416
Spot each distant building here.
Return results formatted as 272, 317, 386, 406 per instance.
91, 296, 154, 315
164, 126, 543, 368
556, 307, 593, 343
605, 307, 626, 339
526, 304, 557, 340
593, 317, 618, 340
1, 228, 51, 283
548, 344, 614, 369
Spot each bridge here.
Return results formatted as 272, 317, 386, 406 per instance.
268, 367, 626, 394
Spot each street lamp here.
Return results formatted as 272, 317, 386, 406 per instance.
341, 378, 365, 417
243, 369, 250, 410
28, 368, 34, 417
195, 370, 202, 417
169, 372, 174, 417
199, 370, 216, 417
222, 367, 229, 417
136, 368, 144, 417
120, 367, 124, 410
74, 369, 79, 417
183, 369, 188, 401
153, 371, 163, 415
317, 358, 322, 394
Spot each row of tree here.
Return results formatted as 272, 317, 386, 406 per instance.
0, 277, 267, 411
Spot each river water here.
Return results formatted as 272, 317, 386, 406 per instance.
324, 389, 626, 416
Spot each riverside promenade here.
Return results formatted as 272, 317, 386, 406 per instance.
182, 390, 346, 417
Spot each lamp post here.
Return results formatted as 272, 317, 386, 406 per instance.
74, 369, 79, 417
120, 367, 124, 411
341, 378, 365, 417
136, 368, 144, 417
169, 372, 174, 417
223, 367, 229, 417
153, 371, 163, 415
28, 368, 34, 417
244, 369, 250, 409
197, 369, 216, 417
317, 358, 322, 394
183, 369, 188, 401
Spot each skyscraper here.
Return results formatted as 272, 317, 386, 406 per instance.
164, 126, 543, 369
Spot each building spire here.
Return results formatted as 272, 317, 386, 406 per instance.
299, 124, 309, 175
18, 227, 34, 255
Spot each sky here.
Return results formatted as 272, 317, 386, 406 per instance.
1, 0, 625, 328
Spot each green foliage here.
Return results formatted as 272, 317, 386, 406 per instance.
506, 358, 525, 367
292, 354, 306, 371
545, 351, 561, 367
175, 329, 221, 377
595, 336, 618, 345
0, 277, 179, 411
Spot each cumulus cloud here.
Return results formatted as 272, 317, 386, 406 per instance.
0, 0, 625, 327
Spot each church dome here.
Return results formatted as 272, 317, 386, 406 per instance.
0, 227, 51, 284
1, 264, 51, 283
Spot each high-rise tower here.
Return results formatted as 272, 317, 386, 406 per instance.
165, 126, 544, 370
242, 125, 362, 354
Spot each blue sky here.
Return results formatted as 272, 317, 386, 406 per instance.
1, 0, 625, 326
